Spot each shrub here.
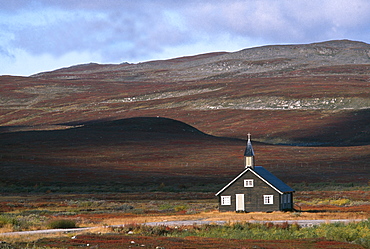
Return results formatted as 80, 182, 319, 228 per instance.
354, 236, 370, 249
159, 203, 173, 211
174, 205, 187, 212
139, 225, 173, 236
47, 219, 77, 229
114, 203, 134, 211
330, 198, 351, 206
0, 214, 46, 230
0, 215, 18, 228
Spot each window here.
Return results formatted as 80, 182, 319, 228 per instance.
282, 193, 291, 204
244, 179, 254, 187
221, 196, 231, 205
245, 157, 252, 167
263, 195, 273, 205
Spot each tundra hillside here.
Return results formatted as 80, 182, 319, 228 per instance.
0, 40, 369, 190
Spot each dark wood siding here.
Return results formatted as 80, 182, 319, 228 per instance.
218, 170, 282, 212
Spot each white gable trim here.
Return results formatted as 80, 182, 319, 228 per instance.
216, 168, 250, 196
215, 167, 283, 196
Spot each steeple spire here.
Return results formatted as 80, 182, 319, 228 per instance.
244, 133, 255, 168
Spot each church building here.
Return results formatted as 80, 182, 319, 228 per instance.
216, 135, 294, 212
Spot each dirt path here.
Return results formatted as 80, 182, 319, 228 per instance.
0, 219, 364, 237
143, 218, 364, 227
0, 227, 93, 236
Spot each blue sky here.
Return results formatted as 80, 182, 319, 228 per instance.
1, 0, 369, 76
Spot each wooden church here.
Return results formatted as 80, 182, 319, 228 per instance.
216, 135, 294, 212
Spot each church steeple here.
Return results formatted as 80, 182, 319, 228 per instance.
244, 133, 255, 169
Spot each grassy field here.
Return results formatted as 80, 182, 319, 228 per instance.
0, 187, 369, 248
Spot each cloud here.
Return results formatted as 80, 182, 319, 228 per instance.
1, 49, 103, 76
0, 0, 369, 75
1, 1, 190, 63
183, 0, 370, 43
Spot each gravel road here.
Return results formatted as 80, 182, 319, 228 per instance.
0, 219, 363, 237
143, 218, 363, 227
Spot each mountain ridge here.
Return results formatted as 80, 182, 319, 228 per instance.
32, 39, 370, 81
0, 40, 369, 143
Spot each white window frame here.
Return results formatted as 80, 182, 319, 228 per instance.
263, 195, 274, 205
244, 179, 254, 187
221, 196, 231, 205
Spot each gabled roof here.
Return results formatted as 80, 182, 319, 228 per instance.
254, 166, 294, 193
215, 166, 294, 196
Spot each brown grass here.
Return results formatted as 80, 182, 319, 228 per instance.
0, 191, 368, 232
102, 210, 368, 228
0, 191, 368, 249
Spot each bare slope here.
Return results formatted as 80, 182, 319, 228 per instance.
1, 117, 368, 189
0, 40, 369, 189
0, 117, 242, 188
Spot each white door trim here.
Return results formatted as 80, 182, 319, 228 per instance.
236, 194, 245, 211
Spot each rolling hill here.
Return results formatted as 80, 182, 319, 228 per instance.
0, 40, 369, 191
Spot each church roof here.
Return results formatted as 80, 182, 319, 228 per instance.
244, 138, 255, 156
254, 166, 294, 193
215, 166, 294, 196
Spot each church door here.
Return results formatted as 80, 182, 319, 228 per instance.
236, 194, 245, 211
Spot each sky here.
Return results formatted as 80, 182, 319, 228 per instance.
1, 0, 370, 76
